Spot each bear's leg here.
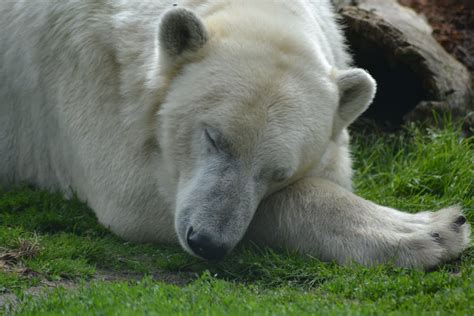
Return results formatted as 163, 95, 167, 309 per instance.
247, 177, 470, 269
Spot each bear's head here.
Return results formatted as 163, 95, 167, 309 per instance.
155, 8, 376, 260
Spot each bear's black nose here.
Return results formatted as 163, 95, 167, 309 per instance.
187, 228, 227, 261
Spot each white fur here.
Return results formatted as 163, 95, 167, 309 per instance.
0, 0, 470, 268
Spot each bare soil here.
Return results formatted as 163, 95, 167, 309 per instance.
399, 0, 474, 71
0, 270, 196, 311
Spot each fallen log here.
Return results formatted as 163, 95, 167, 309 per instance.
332, 0, 473, 132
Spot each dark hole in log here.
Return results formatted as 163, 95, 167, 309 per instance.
346, 33, 427, 128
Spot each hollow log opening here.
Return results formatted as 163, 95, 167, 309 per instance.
345, 33, 427, 128
338, 2, 472, 133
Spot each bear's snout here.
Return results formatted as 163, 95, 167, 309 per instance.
186, 226, 228, 261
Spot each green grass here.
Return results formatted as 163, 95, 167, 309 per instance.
1, 124, 473, 315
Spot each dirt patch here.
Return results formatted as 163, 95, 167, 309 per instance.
0, 279, 77, 313
398, 0, 474, 71
0, 269, 197, 312
1, 237, 196, 311
94, 269, 197, 286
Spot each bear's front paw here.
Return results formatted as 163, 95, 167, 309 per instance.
396, 206, 471, 269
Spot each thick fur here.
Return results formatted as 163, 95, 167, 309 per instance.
0, 0, 470, 269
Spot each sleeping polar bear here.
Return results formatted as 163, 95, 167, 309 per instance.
0, 0, 470, 269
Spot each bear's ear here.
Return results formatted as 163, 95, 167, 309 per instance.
333, 68, 376, 136
159, 8, 208, 62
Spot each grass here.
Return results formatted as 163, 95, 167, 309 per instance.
0, 123, 473, 315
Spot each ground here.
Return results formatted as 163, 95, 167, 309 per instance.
1, 122, 473, 315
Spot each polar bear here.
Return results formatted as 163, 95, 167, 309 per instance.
0, 0, 470, 269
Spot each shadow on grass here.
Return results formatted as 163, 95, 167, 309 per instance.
1, 184, 472, 289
